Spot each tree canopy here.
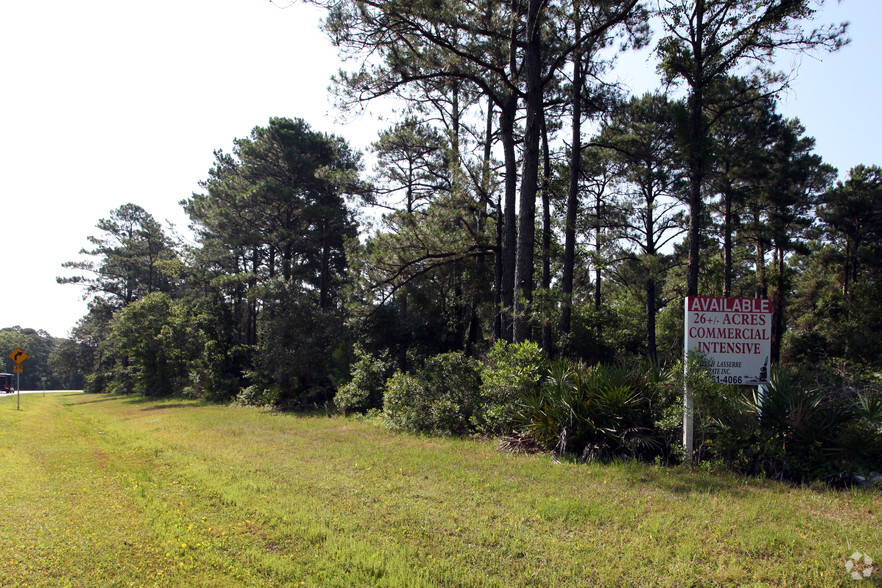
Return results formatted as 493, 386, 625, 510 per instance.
41, 4, 877, 421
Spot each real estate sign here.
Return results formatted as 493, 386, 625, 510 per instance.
684, 297, 771, 386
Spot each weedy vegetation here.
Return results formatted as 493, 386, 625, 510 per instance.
0, 392, 879, 587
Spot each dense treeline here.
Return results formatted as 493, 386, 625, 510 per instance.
54, 1, 881, 479
0, 327, 82, 390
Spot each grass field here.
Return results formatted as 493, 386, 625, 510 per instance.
0, 392, 879, 587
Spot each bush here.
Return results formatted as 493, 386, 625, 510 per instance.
382, 372, 430, 432
383, 352, 481, 436
334, 345, 393, 414
686, 360, 882, 482
252, 284, 347, 408
189, 341, 250, 402
518, 358, 670, 461
84, 371, 111, 394
756, 369, 882, 481
475, 341, 546, 435
833, 394, 882, 474
235, 384, 274, 407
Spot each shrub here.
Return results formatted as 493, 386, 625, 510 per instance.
252, 285, 347, 408
518, 358, 668, 461
475, 341, 546, 435
383, 352, 481, 436
833, 401, 882, 474
383, 371, 431, 433
189, 342, 250, 402
84, 371, 111, 394
687, 361, 882, 482
757, 369, 882, 481
675, 353, 763, 470
235, 384, 274, 407
334, 345, 393, 414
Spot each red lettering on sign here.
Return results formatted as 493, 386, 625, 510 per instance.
687, 297, 770, 314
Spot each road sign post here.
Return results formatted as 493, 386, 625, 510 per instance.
8, 348, 29, 411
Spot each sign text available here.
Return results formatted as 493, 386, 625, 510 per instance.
684, 297, 771, 385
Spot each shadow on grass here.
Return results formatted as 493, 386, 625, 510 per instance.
137, 402, 205, 411
119, 396, 211, 411
609, 459, 760, 498
650, 474, 751, 497
62, 394, 205, 412
63, 395, 120, 407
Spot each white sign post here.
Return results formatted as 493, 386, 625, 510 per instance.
682, 297, 771, 462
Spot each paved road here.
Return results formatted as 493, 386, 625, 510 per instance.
2, 390, 82, 395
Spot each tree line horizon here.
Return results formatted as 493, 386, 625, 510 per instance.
35, 0, 880, 404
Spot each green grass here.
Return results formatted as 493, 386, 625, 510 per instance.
0, 392, 879, 587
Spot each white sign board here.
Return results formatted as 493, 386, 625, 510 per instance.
684, 297, 771, 385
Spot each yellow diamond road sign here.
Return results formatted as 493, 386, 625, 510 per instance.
8, 348, 28, 364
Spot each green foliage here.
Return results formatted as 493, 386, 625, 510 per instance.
836, 390, 882, 467
371, 116, 450, 211
48, 338, 88, 390
566, 302, 640, 364
818, 164, 882, 293
181, 118, 362, 407
383, 352, 481, 436
680, 355, 772, 474
179, 294, 250, 402
83, 371, 110, 395
686, 360, 882, 482
334, 345, 393, 414
58, 203, 179, 307
758, 369, 882, 481
189, 339, 250, 402
382, 371, 432, 433
518, 358, 672, 461
109, 292, 196, 397
786, 240, 882, 366
838, 280, 882, 363
253, 284, 348, 409
381, 344, 546, 437
184, 117, 360, 311
475, 340, 546, 435
0, 326, 74, 390
234, 382, 275, 407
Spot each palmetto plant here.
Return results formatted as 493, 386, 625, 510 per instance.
736, 368, 880, 480
518, 359, 662, 460
831, 391, 882, 470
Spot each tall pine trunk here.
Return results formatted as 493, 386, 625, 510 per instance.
499, 2, 521, 342
513, 0, 543, 343
645, 192, 657, 362
771, 246, 785, 365
540, 111, 553, 353
500, 93, 518, 342
561, 8, 583, 338
723, 186, 733, 298
685, 0, 706, 299
594, 192, 603, 341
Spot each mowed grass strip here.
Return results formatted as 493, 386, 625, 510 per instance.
0, 393, 879, 587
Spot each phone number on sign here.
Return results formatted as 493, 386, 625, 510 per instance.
714, 375, 744, 385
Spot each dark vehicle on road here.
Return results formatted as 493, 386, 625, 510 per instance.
0, 373, 14, 394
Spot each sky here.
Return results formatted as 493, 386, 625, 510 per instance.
1, 0, 879, 338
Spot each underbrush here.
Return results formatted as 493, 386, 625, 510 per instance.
334, 346, 882, 485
